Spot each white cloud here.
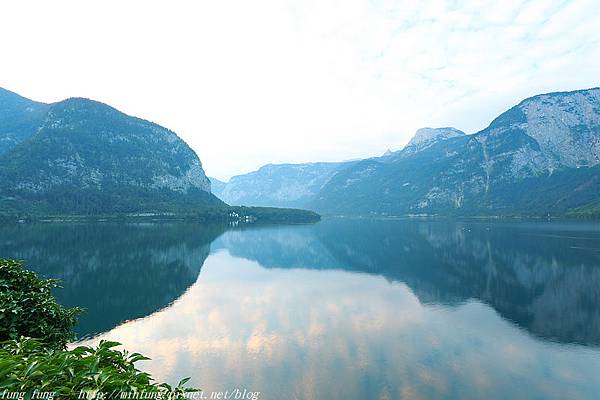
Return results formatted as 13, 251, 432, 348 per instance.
0, 0, 598, 180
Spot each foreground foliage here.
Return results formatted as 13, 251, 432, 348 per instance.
0, 259, 81, 349
0, 338, 194, 398
0, 258, 197, 398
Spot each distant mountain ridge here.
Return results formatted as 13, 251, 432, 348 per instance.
210, 127, 470, 210
209, 177, 227, 199
0, 88, 222, 215
215, 87, 600, 217
311, 87, 600, 216
214, 161, 353, 208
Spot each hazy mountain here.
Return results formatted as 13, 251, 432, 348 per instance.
0, 90, 224, 215
209, 177, 227, 198
217, 162, 352, 208
310, 88, 600, 216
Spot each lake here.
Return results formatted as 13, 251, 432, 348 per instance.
1, 218, 600, 399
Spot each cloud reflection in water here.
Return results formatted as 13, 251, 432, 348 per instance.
82, 249, 600, 400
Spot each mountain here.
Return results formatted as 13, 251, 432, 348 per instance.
0, 88, 49, 156
400, 127, 465, 155
310, 88, 600, 216
209, 177, 227, 199
217, 162, 352, 208
0, 90, 224, 215
0, 88, 320, 223
378, 127, 466, 162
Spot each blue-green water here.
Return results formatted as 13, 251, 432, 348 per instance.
1, 219, 600, 399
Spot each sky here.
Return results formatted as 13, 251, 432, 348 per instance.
1, 0, 599, 180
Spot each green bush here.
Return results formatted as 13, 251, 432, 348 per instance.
0, 259, 198, 397
0, 259, 82, 349
0, 338, 195, 398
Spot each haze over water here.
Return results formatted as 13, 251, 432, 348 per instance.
1, 219, 600, 399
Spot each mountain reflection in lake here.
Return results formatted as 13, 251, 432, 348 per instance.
0, 223, 225, 337
1, 219, 600, 399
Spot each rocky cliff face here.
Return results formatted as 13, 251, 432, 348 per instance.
216, 162, 351, 208
310, 87, 600, 216
0, 90, 221, 214
401, 127, 466, 155
481, 88, 600, 174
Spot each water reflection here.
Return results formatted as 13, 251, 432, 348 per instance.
218, 219, 600, 345
0, 222, 225, 337
1, 219, 600, 399
83, 250, 600, 400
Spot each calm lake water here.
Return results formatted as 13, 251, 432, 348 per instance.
1, 218, 600, 399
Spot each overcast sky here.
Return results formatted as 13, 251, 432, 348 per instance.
1, 0, 599, 180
